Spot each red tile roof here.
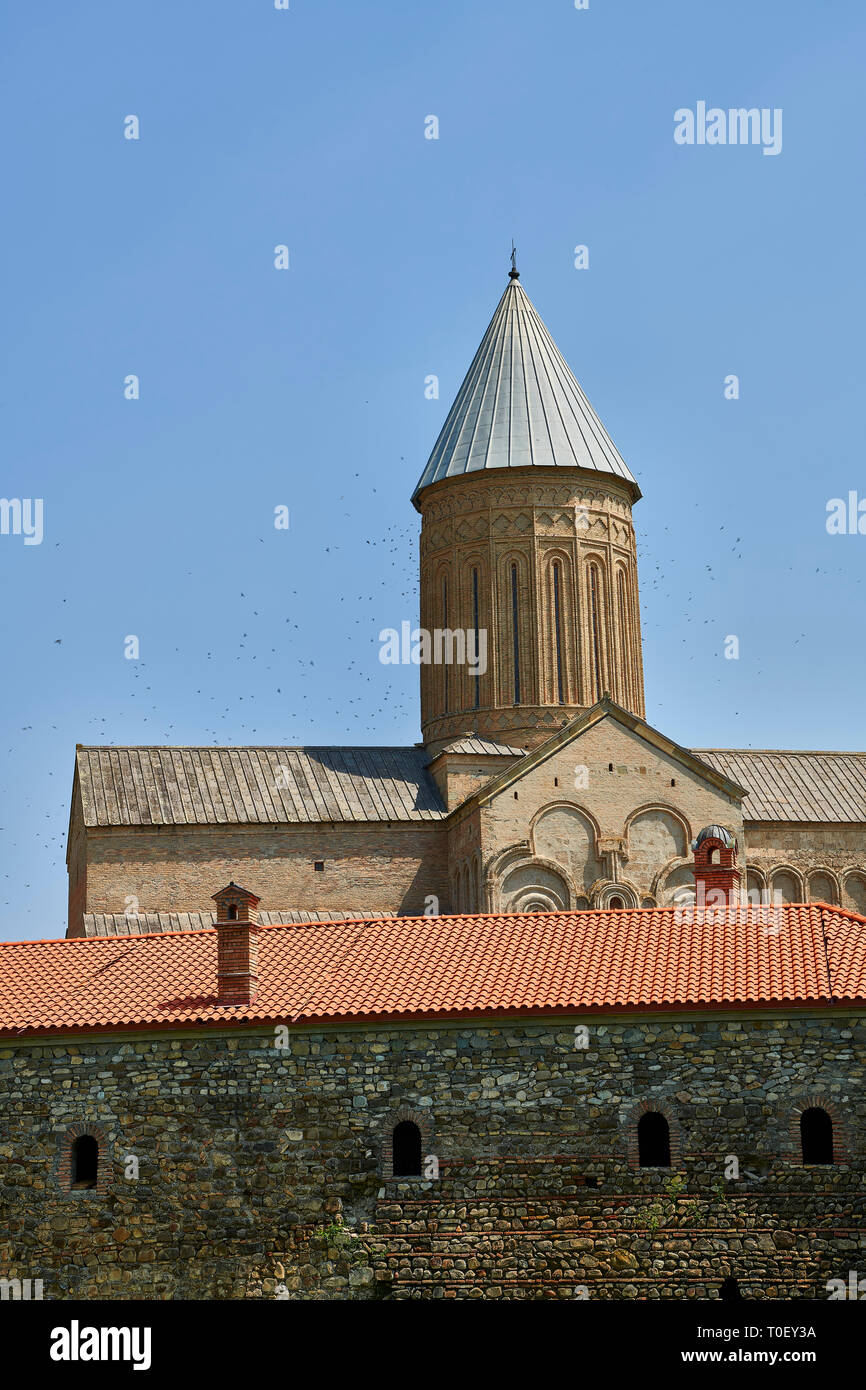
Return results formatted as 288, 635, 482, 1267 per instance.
1, 904, 863, 1038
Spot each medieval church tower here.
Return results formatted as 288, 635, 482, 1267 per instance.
414, 263, 645, 753
64, 264, 866, 935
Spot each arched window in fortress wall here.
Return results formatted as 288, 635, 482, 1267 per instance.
800, 1108, 834, 1165
71, 1135, 99, 1190
638, 1112, 671, 1168
392, 1121, 422, 1177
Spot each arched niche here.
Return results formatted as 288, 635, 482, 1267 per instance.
500, 860, 571, 913
770, 868, 802, 904
532, 803, 602, 895
659, 861, 696, 906
843, 871, 866, 916
594, 881, 639, 909
745, 867, 766, 902
807, 870, 838, 905
626, 807, 690, 892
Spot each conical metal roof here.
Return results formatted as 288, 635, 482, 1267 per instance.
413, 272, 639, 502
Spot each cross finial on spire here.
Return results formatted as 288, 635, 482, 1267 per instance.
509, 242, 519, 279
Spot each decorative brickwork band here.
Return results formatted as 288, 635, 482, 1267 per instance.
55, 1122, 111, 1196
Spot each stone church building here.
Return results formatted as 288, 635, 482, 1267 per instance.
67, 265, 866, 938
0, 267, 863, 1302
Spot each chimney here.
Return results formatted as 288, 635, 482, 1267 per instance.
691, 826, 741, 908
213, 882, 261, 1006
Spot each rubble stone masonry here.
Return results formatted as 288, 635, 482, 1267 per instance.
1, 1011, 862, 1300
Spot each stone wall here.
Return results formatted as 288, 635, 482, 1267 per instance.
0, 1011, 862, 1300
744, 822, 866, 912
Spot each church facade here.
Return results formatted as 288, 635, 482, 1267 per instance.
66, 267, 866, 940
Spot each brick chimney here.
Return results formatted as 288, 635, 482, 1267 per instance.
213, 882, 261, 1006
691, 826, 741, 908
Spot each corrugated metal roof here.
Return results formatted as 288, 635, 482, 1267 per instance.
435, 736, 527, 757
74, 746, 447, 827
75, 744, 866, 829
81, 910, 389, 938
3, 904, 864, 1038
696, 749, 866, 823
413, 274, 639, 500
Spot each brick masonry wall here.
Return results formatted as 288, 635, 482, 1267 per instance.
66, 815, 87, 938
744, 822, 866, 912
78, 822, 450, 926
67, 745, 866, 932
0, 1012, 862, 1300
417, 468, 645, 750
471, 716, 745, 909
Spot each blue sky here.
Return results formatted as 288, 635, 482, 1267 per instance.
2, 0, 865, 938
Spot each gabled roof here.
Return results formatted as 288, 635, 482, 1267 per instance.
695, 748, 866, 824
454, 696, 747, 818
70, 735, 866, 832
412, 273, 639, 502
1, 904, 863, 1038
72, 745, 447, 828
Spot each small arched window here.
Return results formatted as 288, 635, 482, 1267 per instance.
70, 1134, 99, 1190
609, 896, 624, 909
800, 1107, 834, 1164
227, 904, 238, 921
588, 564, 603, 701
392, 1120, 422, 1177
552, 561, 564, 704
638, 1111, 671, 1168
442, 576, 450, 713
720, 1277, 742, 1301
472, 567, 481, 711
510, 564, 521, 704
617, 567, 631, 707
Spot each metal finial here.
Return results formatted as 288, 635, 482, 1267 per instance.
509, 242, 519, 279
